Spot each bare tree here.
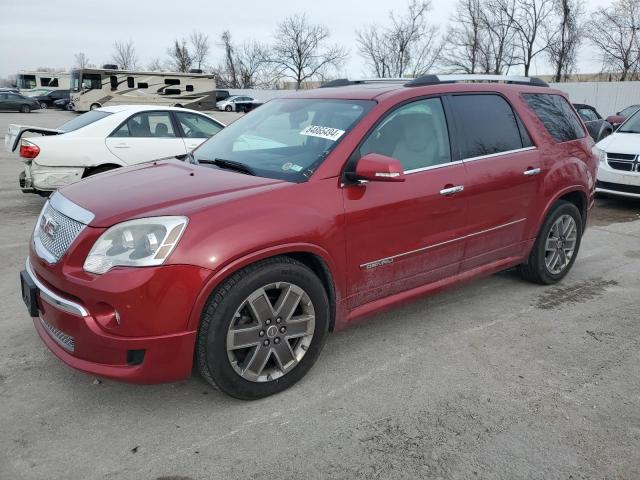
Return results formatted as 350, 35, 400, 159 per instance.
190, 30, 210, 70
214, 31, 274, 88
545, 0, 584, 82
586, 0, 640, 81
147, 57, 163, 71
111, 40, 138, 70
357, 0, 443, 78
266, 14, 348, 88
500, 0, 555, 76
167, 39, 192, 72
443, 0, 485, 73
74, 52, 90, 69
481, 0, 517, 74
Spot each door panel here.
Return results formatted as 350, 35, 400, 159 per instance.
105, 110, 187, 164
343, 166, 468, 309
460, 149, 541, 270
342, 96, 468, 310
446, 93, 542, 270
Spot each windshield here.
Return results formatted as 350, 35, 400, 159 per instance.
193, 98, 375, 182
57, 110, 112, 132
617, 109, 640, 133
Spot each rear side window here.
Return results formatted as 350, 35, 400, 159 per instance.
523, 94, 585, 143
58, 110, 112, 132
449, 94, 525, 159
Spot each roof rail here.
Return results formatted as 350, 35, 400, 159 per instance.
319, 78, 407, 88
405, 74, 549, 87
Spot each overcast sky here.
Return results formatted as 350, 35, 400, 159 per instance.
0, 0, 609, 79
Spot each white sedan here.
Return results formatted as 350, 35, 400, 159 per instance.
596, 110, 640, 199
5, 105, 224, 195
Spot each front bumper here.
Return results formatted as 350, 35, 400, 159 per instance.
596, 163, 640, 198
23, 255, 211, 383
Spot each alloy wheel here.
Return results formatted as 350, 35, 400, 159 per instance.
544, 214, 578, 274
226, 282, 315, 382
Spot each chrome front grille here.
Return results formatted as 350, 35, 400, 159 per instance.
607, 153, 640, 172
35, 202, 86, 262
41, 318, 75, 352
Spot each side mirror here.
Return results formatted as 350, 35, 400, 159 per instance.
351, 153, 405, 183
607, 114, 625, 126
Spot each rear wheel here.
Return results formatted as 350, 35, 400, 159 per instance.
89, 103, 101, 111
196, 256, 329, 400
39, 102, 48, 109
20, 105, 30, 113
224, 105, 232, 112
518, 200, 582, 284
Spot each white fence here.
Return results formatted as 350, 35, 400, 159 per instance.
550, 81, 640, 116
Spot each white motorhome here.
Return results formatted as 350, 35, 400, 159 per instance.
69, 66, 218, 112
16, 71, 70, 95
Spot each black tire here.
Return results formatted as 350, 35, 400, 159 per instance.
518, 200, 583, 285
39, 102, 48, 109
20, 104, 30, 113
89, 103, 101, 111
196, 256, 330, 400
224, 105, 232, 112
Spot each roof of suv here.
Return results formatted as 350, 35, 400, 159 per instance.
284, 75, 559, 101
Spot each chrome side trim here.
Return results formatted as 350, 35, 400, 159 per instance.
360, 218, 527, 269
462, 147, 537, 163
49, 191, 95, 225
25, 258, 88, 317
402, 147, 536, 175
405, 160, 464, 175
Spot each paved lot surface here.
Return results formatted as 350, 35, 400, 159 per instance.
0, 110, 639, 480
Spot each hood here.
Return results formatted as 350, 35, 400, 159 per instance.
597, 132, 640, 154
59, 160, 288, 227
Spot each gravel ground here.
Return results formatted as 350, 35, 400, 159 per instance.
0, 109, 639, 480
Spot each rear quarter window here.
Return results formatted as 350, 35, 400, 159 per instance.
449, 94, 528, 158
523, 94, 585, 143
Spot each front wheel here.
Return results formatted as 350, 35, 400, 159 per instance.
518, 200, 583, 284
89, 103, 101, 111
39, 102, 47, 109
224, 105, 232, 112
196, 257, 329, 400
20, 105, 31, 113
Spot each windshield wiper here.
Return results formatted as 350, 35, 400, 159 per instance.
199, 157, 256, 176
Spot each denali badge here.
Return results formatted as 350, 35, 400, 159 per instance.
40, 214, 59, 238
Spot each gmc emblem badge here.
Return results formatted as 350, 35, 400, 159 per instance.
40, 214, 59, 238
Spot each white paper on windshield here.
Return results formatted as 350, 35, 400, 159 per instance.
299, 125, 345, 141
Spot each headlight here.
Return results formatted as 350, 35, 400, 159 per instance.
592, 146, 606, 165
83, 216, 188, 274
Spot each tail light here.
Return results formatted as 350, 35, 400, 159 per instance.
19, 139, 40, 159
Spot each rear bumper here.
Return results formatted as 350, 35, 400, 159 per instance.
22, 162, 85, 192
23, 257, 209, 383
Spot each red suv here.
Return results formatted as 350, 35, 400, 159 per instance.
20, 75, 598, 399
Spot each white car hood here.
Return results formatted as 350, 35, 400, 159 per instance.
597, 132, 640, 154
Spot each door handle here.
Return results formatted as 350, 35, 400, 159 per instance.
523, 167, 541, 176
440, 185, 464, 196
113, 144, 130, 149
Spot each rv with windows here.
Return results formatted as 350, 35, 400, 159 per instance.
16, 71, 70, 95
69, 66, 218, 112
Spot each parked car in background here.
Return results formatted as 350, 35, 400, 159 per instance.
596, 108, 640, 199
0, 92, 40, 112
606, 104, 640, 130
5, 105, 224, 194
32, 90, 70, 109
19, 75, 597, 400
53, 97, 71, 110
573, 103, 613, 142
216, 95, 257, 112
0, 87, 20, 94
